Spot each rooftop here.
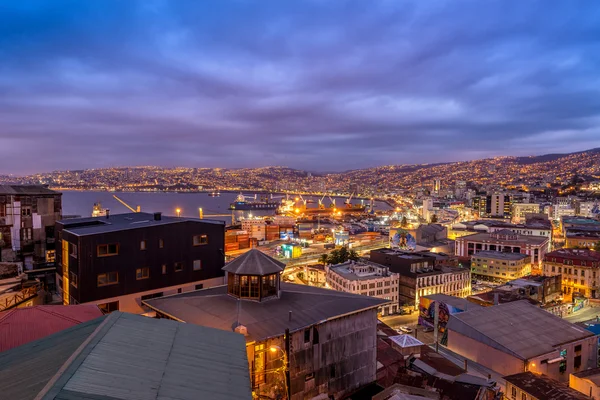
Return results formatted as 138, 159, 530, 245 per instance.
545, 248, 600, 262
447, 300, 594, 360
371, 248, 436, 261
328, 260, 396, 281
0, 312, 251, 400
58, 211, 224, 236
0, 184, 60, 196
562, 216, 600, 225
504, 372, 589, 400
144, 282, 388, 342
0, 305, 103, 352
222, 249, 285, 275
572, 366, 600, 386
472, 251, 529, 261
422, 294, 482, 311
389, 334, 424, 348
456, 231, 548, 245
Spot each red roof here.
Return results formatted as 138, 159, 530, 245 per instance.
545, 248, 600, 262
0, 305, 103, 352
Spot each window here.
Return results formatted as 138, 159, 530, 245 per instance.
98, 244, 119, 257
575, 344, 582, 352
136, 267, 149, 280
159, 238, 164, 248
195, 284, 204, 290
141, 292, 163, 301
69, 271, 78, 288
521, 394, 526, 400
330, 365, 336, 379
21, 207, 31, 216
162, 264, 167, 274
304, 329, 310, 343
97, 272, 119, 286
140, 240, 147, 250
98, 301, 119, 313
193, 234, 208, 246
174, 262, 183, 272
305, 373, 314, 381
511, 386, 517, 399
21, 228, 32, 241
193, 260, 202, 271
312, 327, 319, 345
574, 355, 582, 369
177, 288, 182, 294
70, 244, 78, 258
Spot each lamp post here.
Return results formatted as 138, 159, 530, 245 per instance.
268, 344, 290, 400
175, 208, 181, 218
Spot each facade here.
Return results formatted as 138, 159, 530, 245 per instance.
0, 185, 62, 266
565, 228, 600, 249
578, 201, 598, 218
474, 193, 511, 218
143, 250, 388, 400
418, 294, 481, 333
505, 372, 589, 400
370, 248, 470, 309
455, 229, 550, 269
326, 260, 400, 315
447, 301, 598, 382
543, 248, 600, 298
511, 203, 541, 224
470, 250, 531, 282
570, 367, 600, 399
55, 212, 226, 313
303, 264, 326, 287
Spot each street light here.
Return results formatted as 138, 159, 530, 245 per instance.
176, 208, 181, 217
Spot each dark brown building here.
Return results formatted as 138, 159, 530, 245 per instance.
55, 212, 225, 313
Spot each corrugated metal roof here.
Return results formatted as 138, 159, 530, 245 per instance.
0, 305, 103, 352
144, 282, 389, 342
222, 249, 285, 275
504, 371, 589, 400
0, 185, 59, 195
0, 317, 105, 400
0, 312, 251, 400
447, 300, 594, 360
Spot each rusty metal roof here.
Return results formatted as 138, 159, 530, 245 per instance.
222, 249, 285, 275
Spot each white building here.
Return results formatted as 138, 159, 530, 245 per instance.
326, 260, 399, 315
578, 201, 598, 218
511, 203, 540, 224
241, 218, 267, 240
552, 204, 576, 221
414, 266, 472, 307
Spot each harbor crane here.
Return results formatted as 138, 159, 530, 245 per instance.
345, 192, 355, 208
113, 195, 140, 213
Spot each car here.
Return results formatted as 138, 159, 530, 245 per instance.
421, 327, 434, 333
287, 275, 295, 281
398, 326, 413, 334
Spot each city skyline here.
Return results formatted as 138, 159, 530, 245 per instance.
2, 1, 600, 174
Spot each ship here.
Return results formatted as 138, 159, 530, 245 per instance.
92, 202, 108, 217
208, 191, 221, 197
229, 193, 280, 210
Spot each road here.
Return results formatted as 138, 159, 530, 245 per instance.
564, 304, 600, 324
379, 313, 419, 329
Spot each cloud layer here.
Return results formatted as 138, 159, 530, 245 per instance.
1, 0, 599, 173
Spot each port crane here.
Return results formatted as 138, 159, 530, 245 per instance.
113, 195, 140, 213
345, 192, 355, 208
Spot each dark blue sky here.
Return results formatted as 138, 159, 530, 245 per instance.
1, 1, 599, 174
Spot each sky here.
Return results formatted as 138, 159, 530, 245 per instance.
1, 0, 600, 174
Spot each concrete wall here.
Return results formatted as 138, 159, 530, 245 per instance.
528, 336, 598, 382
570, 373, 600, 399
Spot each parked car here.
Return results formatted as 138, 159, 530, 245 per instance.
398, 326, 413, 334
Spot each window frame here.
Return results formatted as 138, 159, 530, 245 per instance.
193, 234, 209, 246
140, 240, 147, 250
97, 271, 119, 287
97, 243, 119, 257
136, 267, 150, 280
174, 262, 184, 272
193, 259, 202, 271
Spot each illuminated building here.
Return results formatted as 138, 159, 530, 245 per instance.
543, 248, 600, 298
511, 203, 540, 223
470, 251, 531, 282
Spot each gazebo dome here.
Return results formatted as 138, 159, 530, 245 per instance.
223, 249, 284, 302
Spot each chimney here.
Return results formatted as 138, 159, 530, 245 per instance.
106, 209, 110, 219
154, 212, 162, 221
493, 292, 499, 306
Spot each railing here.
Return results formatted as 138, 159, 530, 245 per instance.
0, 282, 41, 312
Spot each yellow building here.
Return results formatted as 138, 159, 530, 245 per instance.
471, 251, 531, 281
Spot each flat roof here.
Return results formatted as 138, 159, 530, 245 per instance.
422, 294, 482, 311
58, 212, 224, 236
504, 372, 589, 400
546, 248, 600, 262
472, 251, 529, 261
0, 312, 252, 400
447, 301, 594, 360
0, 184, 60, 195
144, 282, 388, 343
371, 248, 436, 260
328, 260, 395, 281
457, 231, 548, 245
572, 366, 600, 386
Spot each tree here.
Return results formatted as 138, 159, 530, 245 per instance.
400, 216, 408, 228
348, 249, 359, 261
321, 246, 358, 265
318, 253, 329, 265
430, 214, 438, 224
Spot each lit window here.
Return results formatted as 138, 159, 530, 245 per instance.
193, 234, 208, 246
193, 260, 202, 271
140, 240, 147, 250
159, 238, 164, 248
162, 264, 167, 274
136, 267, 149, 280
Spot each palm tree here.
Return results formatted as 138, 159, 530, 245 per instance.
319, 253, 329, 265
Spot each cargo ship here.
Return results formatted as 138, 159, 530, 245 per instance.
229, 193, 280, 210
91, 202, 108, 217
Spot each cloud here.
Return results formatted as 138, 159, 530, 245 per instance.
1, 0, 599, 173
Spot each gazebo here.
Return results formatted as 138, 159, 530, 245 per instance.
223, 249, 285, 302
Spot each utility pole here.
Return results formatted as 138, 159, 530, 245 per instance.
285, 328, 291, 400
434, 300, 439, 352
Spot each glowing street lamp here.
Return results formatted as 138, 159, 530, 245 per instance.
176, 208, 181, 217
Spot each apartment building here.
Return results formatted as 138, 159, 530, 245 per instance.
543, 248, 600, 298
471, 251, 531, 282
326, 260, 399, 315
511, 203, 540, 224
55, 212, 225, 313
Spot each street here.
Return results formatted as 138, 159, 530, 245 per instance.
379, 313, 419, 329
564, 304, 600, 324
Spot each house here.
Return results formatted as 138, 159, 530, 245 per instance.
570, 367, 600, 399
143, 249, 389, 400
0, 311, 252, 400
55, 211, 225, 313
0, 304, 103, 351
446, 300, 597, 382
505, 371, 589, 400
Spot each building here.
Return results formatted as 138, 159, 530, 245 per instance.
303, 264, 326, 287
418, 293, 482, 333
470, 251, 531, 282
578, 201, 599, 218
505, 372, 589, 400
55, 212, 226, 313
0, 185, 62, 266
565, 228, 600, 249
325, 260, 400, 315
370, 248, 471, 309
552, 204, 577, 221
449, 219, 552, 241
473, 193, 511, 218
561, 216, 600, 237
512, 203, 541, 224
543, 249, 600, 298
446, 301, 598, 382
455, 229, 550, 269
143, 250, 388, 400
0, 311, 252, 400
570, 367, 600, 399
